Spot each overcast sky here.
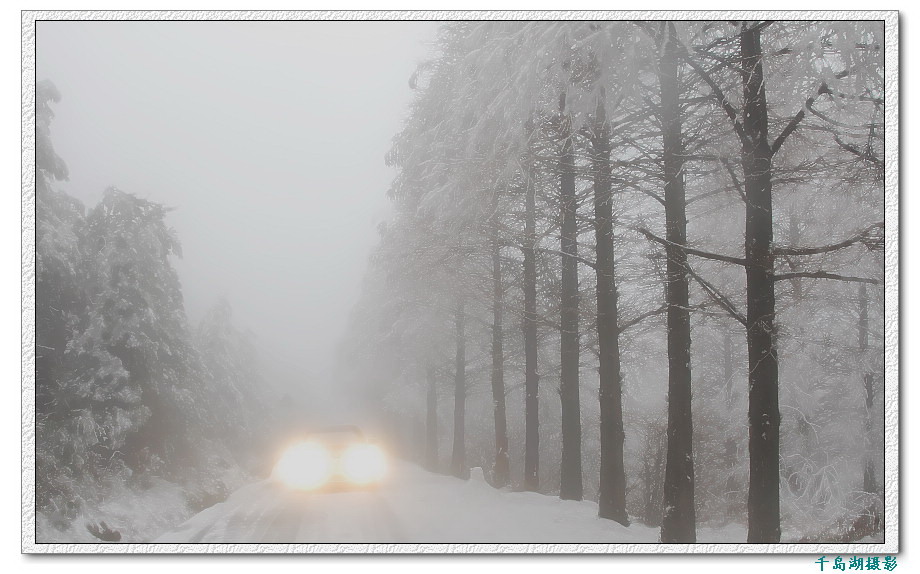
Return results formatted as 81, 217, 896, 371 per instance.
37, 20, 439, 396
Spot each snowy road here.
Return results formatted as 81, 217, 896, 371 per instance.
155, 481, 404, 543
154, 463, 747, 544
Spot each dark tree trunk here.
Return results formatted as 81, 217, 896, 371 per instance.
740, 22, 781, 544
788, 210, 803, 300
591, 89, 628, 525
523, 117, 540, 492
558, 92, 583, 501
425, 365, 439, 472
724, 331, 734, 407
723, 330, 742, 520
858, 284, 878, 495
451, 299, 468, 479
490, 201, 510, 488
643, 424, 666, 527
862, 372, 877, 494
658, 21, 696, 543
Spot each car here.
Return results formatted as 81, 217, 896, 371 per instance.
271, 425, 388, 492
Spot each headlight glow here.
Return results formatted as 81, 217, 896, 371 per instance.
273, 441, 332, 490
341, 443, 387, 485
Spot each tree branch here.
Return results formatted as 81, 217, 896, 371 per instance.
501, 239, 599, 271
833, 133, 882, 166
771, 75, 845, 156
618, 304, 668, 333
685, 265, 748, 327
635, 226, 748, 267
772, 222, 883, 256
770, 107, 808, 156
773, 271, 879, 285
535, 246, 598, 271
719, 156, 747, 202
676, 41, 752, 149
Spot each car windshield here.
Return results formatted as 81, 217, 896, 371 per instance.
308, 427, 364, 448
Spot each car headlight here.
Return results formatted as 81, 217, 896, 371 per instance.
341, 443, 387, 485
273, 441, 332, 490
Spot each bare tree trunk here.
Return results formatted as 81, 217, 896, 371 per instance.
723, 330, 743, 521
451, 299, 468, 479
724, 331, 734, 407
491, 200, 510, 488
523, 117, 540, 492
658, 21, 696, 543
858, 284, 878, 495
591, 88, 628, 525
426, 365, 438, 472
788, 210, 803, 300
558, 92, 583, 501
642, 423, 666, 527
740, 22, 781, 544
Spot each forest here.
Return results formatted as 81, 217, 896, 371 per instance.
336, 20, 886, 543
32, 19, 886, 546
34, 79, 275, 542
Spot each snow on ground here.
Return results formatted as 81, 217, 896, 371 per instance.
37, 477, 193, 544
153, 463, 749, 544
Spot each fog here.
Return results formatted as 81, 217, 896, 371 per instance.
32, 19, 888, 548
37, 21, 437, 399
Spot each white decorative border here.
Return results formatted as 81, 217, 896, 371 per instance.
20, 9, 900, 554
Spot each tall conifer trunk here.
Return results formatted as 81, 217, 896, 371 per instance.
426, 365, 439, 472
740, 22, 781, 543
858, 284, 878, 495
658, 21, 696, 543
591, 88, 628, 524
558, 92, 583, 501
451, 299, 468, 479
491, 194, 510, 487
522, 117, 540, 492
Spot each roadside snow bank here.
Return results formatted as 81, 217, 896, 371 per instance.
37, 478, 192, 543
